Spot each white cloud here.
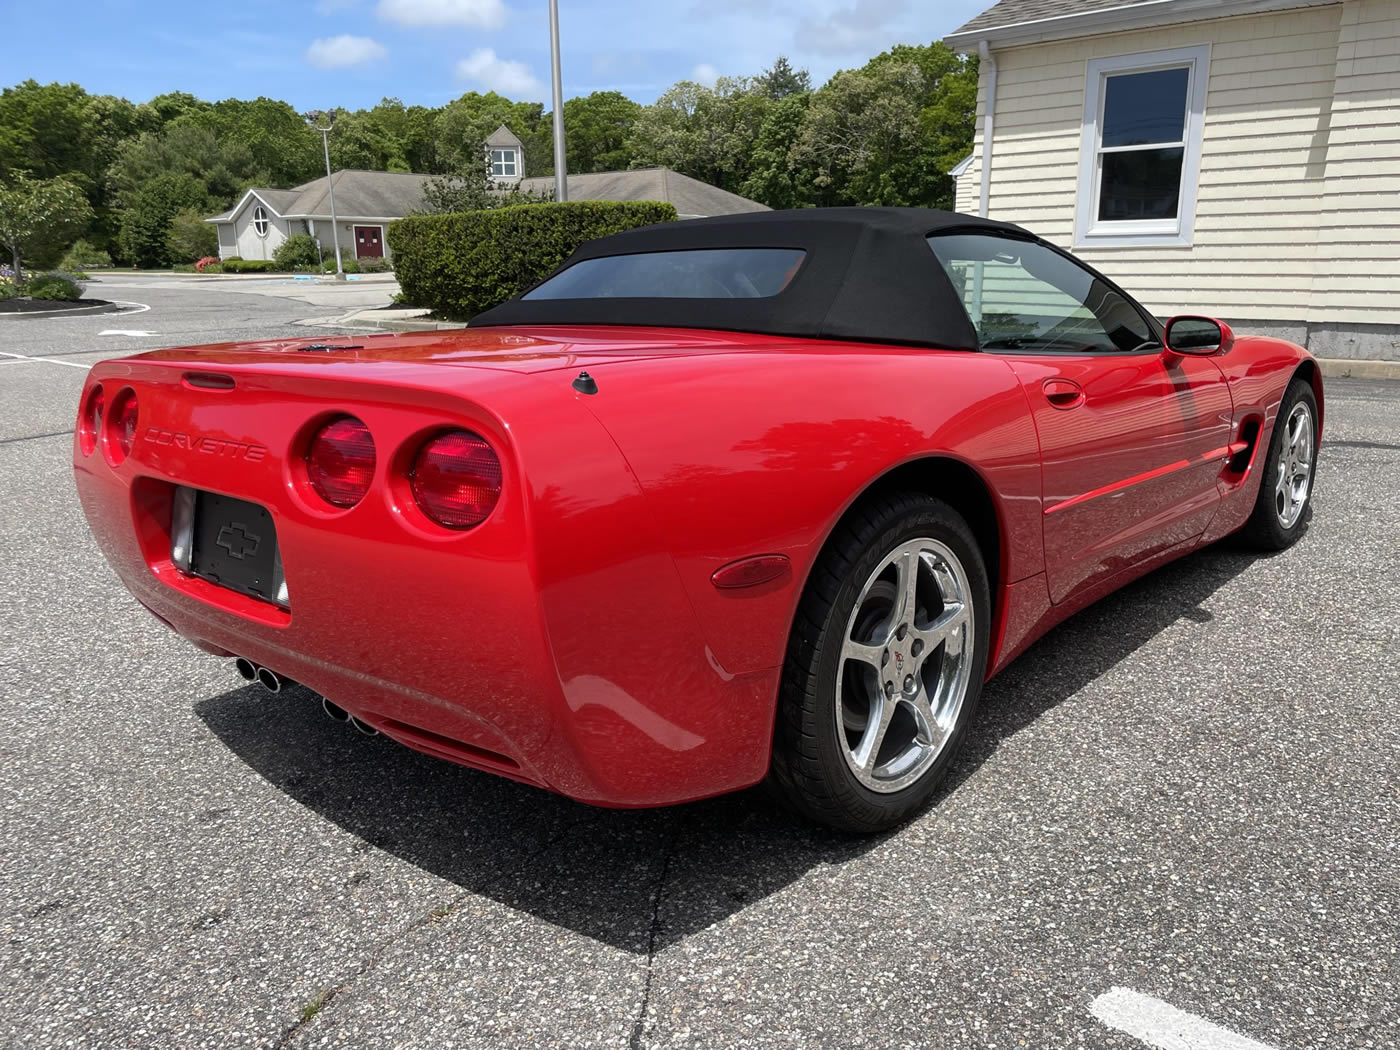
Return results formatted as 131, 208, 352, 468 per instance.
306, 34, 388, 69
795, 0, 906, 56
691, 63, 719, 87
455, 48, 544, 98
377, 0, 506, 29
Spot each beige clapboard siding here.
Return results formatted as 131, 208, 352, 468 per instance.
981, 3, 1352, 321
1311, 0, 1400, 323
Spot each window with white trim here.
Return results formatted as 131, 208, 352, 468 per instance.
490, 148, 518, 178
1074, 45, 1209, 248
252, 205, 269, 237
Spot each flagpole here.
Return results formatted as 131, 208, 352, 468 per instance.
548, 0, 568, 201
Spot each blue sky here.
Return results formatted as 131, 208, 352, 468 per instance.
5, 0, 990, 109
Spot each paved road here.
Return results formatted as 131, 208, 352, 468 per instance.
1, 287, 1397, 1049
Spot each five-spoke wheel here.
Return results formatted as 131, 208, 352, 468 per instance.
837, 538, 974, 793
1242, 377, 1319, 551
771, 493, 989, 832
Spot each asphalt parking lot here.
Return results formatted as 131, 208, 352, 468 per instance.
2, 277, 1397, 1049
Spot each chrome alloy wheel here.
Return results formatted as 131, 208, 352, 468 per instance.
835, 537, 975, 794
1275, 402, 1315, 529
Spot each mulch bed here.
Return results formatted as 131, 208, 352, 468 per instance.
0, 298, 115, 315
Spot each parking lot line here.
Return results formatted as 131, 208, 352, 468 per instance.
1091, 988, 1281, 1050
0, 350, 91, 369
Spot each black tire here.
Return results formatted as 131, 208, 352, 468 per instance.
1238, 378, 1319, 551
770, 493, 991, 833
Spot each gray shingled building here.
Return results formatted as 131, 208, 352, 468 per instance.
206, 124, 767, 264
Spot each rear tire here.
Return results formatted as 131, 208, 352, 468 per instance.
1238, 379, 1318, 551
770, 493, 990, 833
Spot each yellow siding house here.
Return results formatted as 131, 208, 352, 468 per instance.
947, 0, 1400, 360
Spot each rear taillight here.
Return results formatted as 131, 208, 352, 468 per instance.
103, 389, 138, 465
305, 416, 376, 508
79, 385, 103, 456
409, 431, 502, 529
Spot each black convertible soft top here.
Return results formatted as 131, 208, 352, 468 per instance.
470, 207, 1040, 352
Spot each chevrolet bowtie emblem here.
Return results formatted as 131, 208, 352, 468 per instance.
215, 523, 261, 560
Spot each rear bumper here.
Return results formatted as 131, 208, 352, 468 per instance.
72, 359, 777, 806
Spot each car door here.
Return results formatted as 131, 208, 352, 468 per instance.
928, 232, 1234, 605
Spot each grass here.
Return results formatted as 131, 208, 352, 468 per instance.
299, 989, 332, 1024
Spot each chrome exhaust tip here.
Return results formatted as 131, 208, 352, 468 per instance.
322, 697, 350, 722
234, 657, 257, 682
350, 716, 379, 737
255, 666, 283, 694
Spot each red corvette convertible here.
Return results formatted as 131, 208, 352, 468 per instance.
74, 209, 1321, 831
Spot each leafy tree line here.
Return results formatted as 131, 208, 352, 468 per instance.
0, 44, 975, 270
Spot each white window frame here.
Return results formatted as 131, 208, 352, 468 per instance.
1074, 44, 1210, 249
252, 205, 269, 238
490, 148, 518, 178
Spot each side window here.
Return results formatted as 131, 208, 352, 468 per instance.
928, 233, 1156, 353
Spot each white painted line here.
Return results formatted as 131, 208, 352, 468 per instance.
110, 300, 151, 314
0, 350, 90, 370
97, 329, 156, 337
1090, 988, 1281, 1050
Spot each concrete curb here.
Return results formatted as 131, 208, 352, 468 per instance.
1317, 358, 1400, 381
351, 317, 467, 332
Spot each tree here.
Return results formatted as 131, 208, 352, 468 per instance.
756, 56, 811, 100
118, 173, 206, 268
738, 93, 815, 210
433, 93, 547, 175
563, 91, 642, 173
626, 77, 773, 194
0, 172, 94, 272
419, 154, 552, 214
165, 208, 218, 263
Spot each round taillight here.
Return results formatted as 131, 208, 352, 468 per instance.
305, 416, 376, 508
103, 389, 138, 465
409, 430, 502, 529
115, 393, 139, 458
79, 385, 104, 456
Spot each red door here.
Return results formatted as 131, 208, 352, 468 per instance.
354, 226, 383, 259
1006, 353, 1231, 604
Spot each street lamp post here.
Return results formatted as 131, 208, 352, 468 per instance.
548, 0, 568, 201
314, 123, 345, 280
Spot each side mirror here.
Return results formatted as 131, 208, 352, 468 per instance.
1164, 315, 1234, 355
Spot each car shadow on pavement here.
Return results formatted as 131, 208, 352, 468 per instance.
195, 541, 1265, 954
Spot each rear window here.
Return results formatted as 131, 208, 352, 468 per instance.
523, 248, 806, 300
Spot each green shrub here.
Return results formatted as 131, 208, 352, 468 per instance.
273, 233, 321, 271
25, 273, 84, 301
359, 256, 392, 274
0, 281, 19, 302
61, 239, 112, 271
221, 258, 277, 274
322, 258, 360, 274
387, 200, 677, 319
165, 208, 219, 264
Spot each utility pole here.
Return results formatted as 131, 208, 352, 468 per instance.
548, 0, 568, 201
314, 122, 345, 280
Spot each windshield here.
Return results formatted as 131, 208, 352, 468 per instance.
523, 248, 807, 300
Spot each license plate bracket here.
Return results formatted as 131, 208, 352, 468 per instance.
175, 489, 287, 607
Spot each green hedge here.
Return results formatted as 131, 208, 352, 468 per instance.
222, 258, 277, 273
387, 200, 678, 320
26, 273, 84, 301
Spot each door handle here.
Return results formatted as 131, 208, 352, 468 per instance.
1041, 377, 1085, 410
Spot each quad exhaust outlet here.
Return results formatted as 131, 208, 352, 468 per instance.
234, 658, 293, 694
235, 657, 377, 736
